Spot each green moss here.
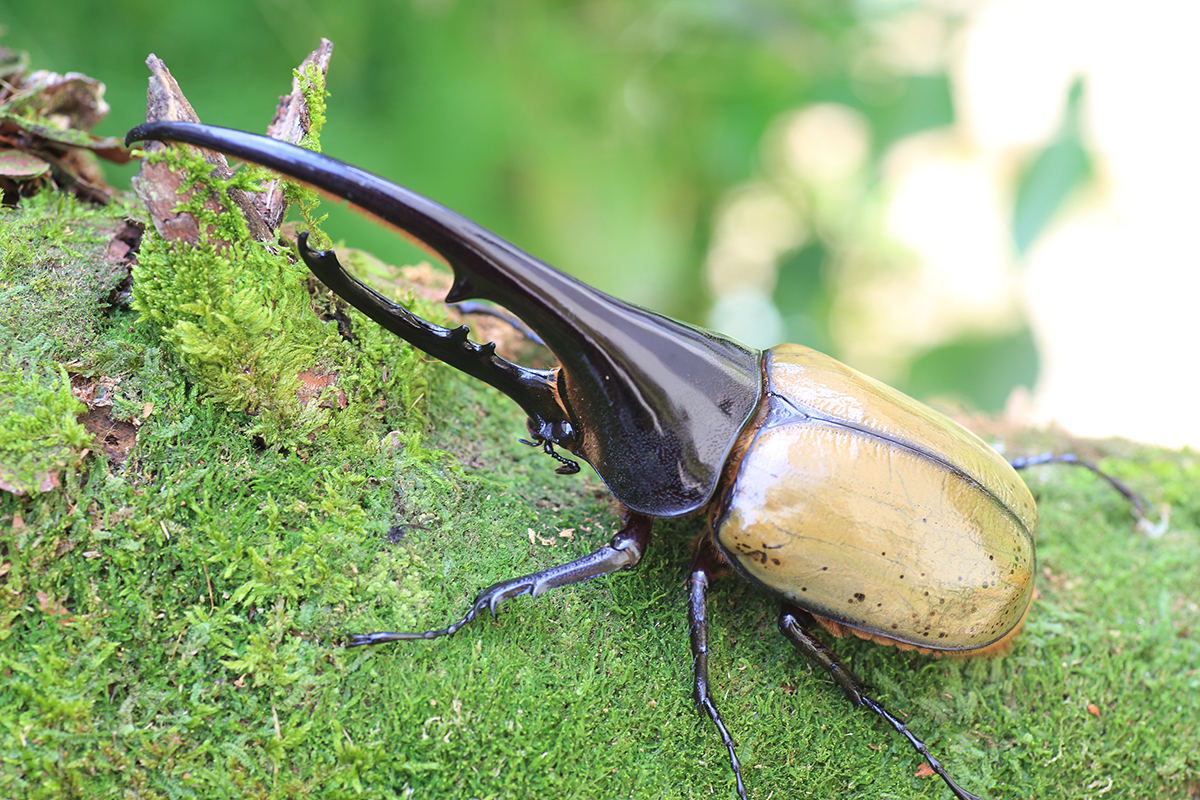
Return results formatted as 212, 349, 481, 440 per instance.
0, 357, 89, 494
0, 188, 135, 496
126, 64, 440, 451
280, 62, 331, 249
129, 142, 433, 451
132, 150, 325, 444
0, 190, 133, 362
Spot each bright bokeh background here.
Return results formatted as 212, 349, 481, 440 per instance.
968, 0, 1200, 448
3, 0, 1195, 446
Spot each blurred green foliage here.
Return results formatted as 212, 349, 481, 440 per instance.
0, 0, 1091, 412
2, 0, 858, 314
1012, 77, 1091, 255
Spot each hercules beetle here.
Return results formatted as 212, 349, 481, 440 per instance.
126, 121, 1146, 800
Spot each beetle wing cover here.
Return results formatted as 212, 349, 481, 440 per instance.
714, 344, 1037, 653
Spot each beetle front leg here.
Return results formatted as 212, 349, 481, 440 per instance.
688, 546, 747, 799
346, 509, 653, 647
778, 605, 983, 800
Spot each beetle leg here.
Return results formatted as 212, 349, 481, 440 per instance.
1010, 452, 1148, 520
346, 510, 653, 647
517, 436, 581, 475
688, 546, 747, 799
778, 605, 983, 800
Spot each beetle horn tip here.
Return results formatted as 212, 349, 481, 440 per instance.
445, 277, 476, 304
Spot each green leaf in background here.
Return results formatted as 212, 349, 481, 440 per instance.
773, 238, 832, 353
904, 326, 1039, 413
1012, 78, 1092, 255
864, 73, 956, 155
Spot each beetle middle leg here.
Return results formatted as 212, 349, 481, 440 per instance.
346, 508, 652, 646
688, 545, 747, 798
778, 605, 983, 800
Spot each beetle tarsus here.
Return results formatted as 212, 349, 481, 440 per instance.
855, 695, 985, 800
689, 547, 747, 799
546, 444, 580, 475
346, 512, 652, 647
518, 436, 581, 475
778, 605, 984, 800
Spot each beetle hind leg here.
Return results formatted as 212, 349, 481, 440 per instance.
778, 605, 983, 800
1010, 451, 1148, 520
346, 509, 652, 647
688, 546, 747, 799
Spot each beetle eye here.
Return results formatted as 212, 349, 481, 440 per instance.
552, 420, 575, 446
